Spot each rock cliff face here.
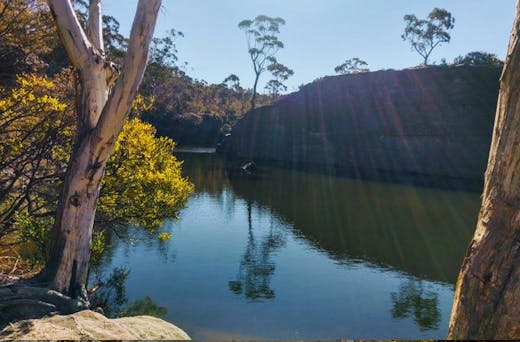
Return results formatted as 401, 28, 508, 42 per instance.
227, 66, 500, 182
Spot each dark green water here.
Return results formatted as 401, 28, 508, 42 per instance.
96, 152, 480, 339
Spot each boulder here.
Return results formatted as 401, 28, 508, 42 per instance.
0, 310, 190, 340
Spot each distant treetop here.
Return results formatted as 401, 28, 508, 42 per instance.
453, 51, 504, 67
402, 8, 455, 65
238, 15, 289, 109
334, 58, 370, 74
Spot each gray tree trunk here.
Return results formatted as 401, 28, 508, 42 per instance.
448, 1, 520, 338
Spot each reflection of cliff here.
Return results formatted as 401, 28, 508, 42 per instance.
177, 153, 230, 196
177, 154, 479, 284
227, 167, 480, 284
229, 66, 499, 181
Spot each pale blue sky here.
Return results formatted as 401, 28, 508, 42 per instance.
104, 1, 515, 93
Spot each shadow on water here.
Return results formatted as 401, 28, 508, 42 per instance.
179, 153, 480, 284
90, 152, 481, 339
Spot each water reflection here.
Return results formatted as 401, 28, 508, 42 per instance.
93, 152, 481, 339
391, 280, 441, 331
228, 202, 286, 301
180, 153, 479, 284
90, 267, 167, 318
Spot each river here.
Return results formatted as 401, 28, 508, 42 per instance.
94, 151, 480, 339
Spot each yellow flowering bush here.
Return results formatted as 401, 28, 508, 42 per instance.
2, 73, 193, 250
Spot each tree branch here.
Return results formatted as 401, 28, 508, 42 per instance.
94, 0, 161, 145
47, 0, 91, 70
87, 0, 104, 54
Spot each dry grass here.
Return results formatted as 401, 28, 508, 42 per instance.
0, 233, 41, 285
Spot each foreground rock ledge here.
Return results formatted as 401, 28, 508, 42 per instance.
0, 310, 191, 340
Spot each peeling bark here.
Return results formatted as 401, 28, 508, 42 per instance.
448, 1, 520, 339
41, 0, 162, 298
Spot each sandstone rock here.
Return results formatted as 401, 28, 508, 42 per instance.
0, 310, 190, 340
227, 66, 500, 184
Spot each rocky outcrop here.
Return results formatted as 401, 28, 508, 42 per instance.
227, 66, 500, 183
0, 310, 190, 340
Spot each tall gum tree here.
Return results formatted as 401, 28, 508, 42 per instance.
448, 1, 520, 339
238, 15, 285, 109
40, 0, 162, 299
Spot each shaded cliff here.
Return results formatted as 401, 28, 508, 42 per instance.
227, 66, 500, 183
142, 112, 224, 147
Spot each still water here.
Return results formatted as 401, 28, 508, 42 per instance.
95, 152, 480, 339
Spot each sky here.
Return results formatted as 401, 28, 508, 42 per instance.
103, 1, 516, 93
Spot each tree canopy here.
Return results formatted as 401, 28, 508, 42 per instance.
238, 15, 289, 109
402, 8, 455, 65
453, 51, 504, 67
334, 58, 370, 74
265, 61, 294, 99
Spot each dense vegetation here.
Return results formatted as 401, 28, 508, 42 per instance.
0, 0, 193, 267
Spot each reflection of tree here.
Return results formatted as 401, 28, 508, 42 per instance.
390, 280, 441, 331
121, 296, 167, 318
228, 202, 285, 301
90, 267, 167, 318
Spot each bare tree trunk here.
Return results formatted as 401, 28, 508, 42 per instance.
40, 0, 162, 299
251, 72, 260, 110
448, 2, 520, 339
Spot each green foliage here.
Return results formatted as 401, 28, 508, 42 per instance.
453, 51, 504, 67
0, 0, 57, 84
150, 29, 184, 67
90, 231, 108, 266
14, 214, 52, 263
99, 118, 194, 230
139, 29, 264, 146
70, 0, 128, 61
334, 58, 370, 74
238, 15, 290, 108
222, 74, 241, 91
265, 61, 294, 99
402, 8, 455, 65
0, 72, 75, 237
0, 73, 193, 262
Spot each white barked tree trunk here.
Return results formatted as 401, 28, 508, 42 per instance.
41, 0, 162, 299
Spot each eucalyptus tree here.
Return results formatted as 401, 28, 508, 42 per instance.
238, 15, 286, 109
334, 58, 370, 74
401, 8, 455, 65
38, 0, 162, 300
265, 61, 294, 99
453, 51, 504, 67
448, 3, 520, 339
223, 74, 241, 91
